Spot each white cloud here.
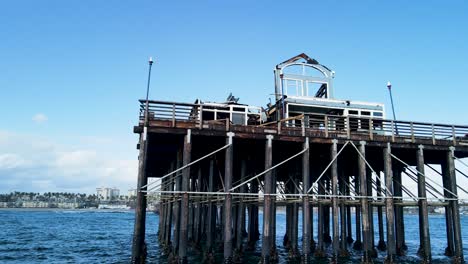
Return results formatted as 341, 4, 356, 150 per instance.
32, 113, 48, 124
0, 130, 138, 194
0, 154, 25, 169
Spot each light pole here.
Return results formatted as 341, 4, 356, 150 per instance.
144, 57, 154, 127
387, 81, 396, 121
387, 81, 398, 134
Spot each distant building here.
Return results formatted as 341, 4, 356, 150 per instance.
96, 187, 120, 201
128, 189, 137, 198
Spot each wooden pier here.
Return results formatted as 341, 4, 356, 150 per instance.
131, 101, 467, 263
131, 54, 467, 263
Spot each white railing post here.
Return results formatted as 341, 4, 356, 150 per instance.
172, 103, 176, 127
199, 105, 203, 129
391, 120, 395, 142
346, 116, 350, 139
301, 116, 306, 137
432, 124, 436, 145
410, 122, 415, 143
452, 126, 457, 146
325, 115, 329, 137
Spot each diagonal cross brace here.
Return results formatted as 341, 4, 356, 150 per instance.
390, 153, 458, 198
144, 143, 232, 191
306, 141, 350, 194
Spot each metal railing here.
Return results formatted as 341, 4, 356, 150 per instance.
139, 100, 468, 145
139, 100, 201, 127
286, 113, 468, 144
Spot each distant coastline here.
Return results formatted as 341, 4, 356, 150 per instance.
0, 207, 135, 212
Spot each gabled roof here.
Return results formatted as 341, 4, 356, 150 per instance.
276, 53, 333, 72
276, 53, 319, 68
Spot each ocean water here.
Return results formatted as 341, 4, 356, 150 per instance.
0, 209, 466, 263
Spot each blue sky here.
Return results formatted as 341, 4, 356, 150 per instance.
0, 1, 467, 194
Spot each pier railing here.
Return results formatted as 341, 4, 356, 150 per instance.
139, 100, 468, 145
140, 100, 201, 127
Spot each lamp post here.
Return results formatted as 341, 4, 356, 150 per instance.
387, 82, 396, 120
387, 81, 398, 134
144, 57, 154, 127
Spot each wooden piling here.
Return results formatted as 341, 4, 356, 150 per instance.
331, 140, 340, 258
284, 180, 292, 248
262, 135, 274, 263
302, 138, 312, 261
194, 166, 202, 245
441, 156, 455, 257
248, 179, 260, 248
345, 174, 354, 244
178, 131, 192, 263
416, 145, 431, 262
393, 165, 406, 255
173, 150, 182, 254
164, 168, 174, 247
446, 147, 464, 262
206, 159, 216, 254
358, 141, 372, 263
383, 144, 395, 262
290, 175, 299, 259
317, 172, 325, 255
353, 172, 363, 251
376, 175, 386, 252
366, 167, 376, 256
339, 169, 348, 255
235, 160, 247, 253
224, 132, 234, 263
132, 133, 149, 263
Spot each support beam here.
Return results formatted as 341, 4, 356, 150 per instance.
376, 174, 386, 252
179, 130, 192, 263
206, 159, 216, 256
224, 132, 235, 263
393, 165, 406, 255
290, 175, 300, 259
159, 176, 165, 242
164, 162, 175, 248
358, 141, 372, 263
188, 166, 196, 243
331, 140, 340, 259
339, 168, 349, 256
194, 166, 202, 245
271, 171, 277, 260
366, 168, 376, 257
248, 179, 259, 249
447, 148, 464, 262
353, 172, 362, 251
173, 150, 182, 254
302, 138, 312, 261
416, 145, 431, 262
262, 135, 274, 263
345, 174, 354, 244
235, 160, 247, 258
441, 157, 455, 257
132, 133, 149, 263
284, 181, 292, 248
384, 144, 396, 262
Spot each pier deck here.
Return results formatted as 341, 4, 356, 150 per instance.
132, 100, 467, 263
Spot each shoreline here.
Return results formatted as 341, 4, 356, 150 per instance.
0, 207, 135, 212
